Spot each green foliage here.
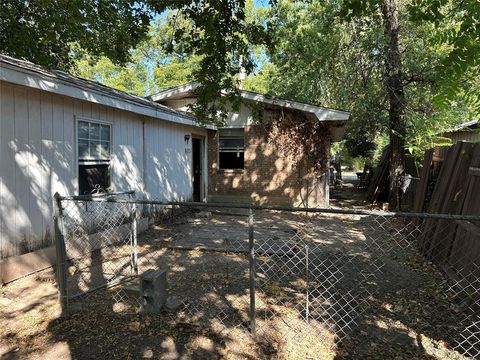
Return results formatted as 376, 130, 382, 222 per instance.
75, 55, 151, 96
145, 0, 271, 125
243, 52, 276, 93
74, 15, 201, 96
5, 0, 477, 148
264, 0, 387, 157
153, 58, 199, 91
333, 142, 368, 172
408, 0, 480, 118
0, 0, 151, 69
261, 0, 476, 161
339, 0, 480, 116
72, 1, 270, 124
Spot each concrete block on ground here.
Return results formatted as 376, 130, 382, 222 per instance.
140, 269, 168, 313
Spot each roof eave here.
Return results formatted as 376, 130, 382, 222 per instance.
152, 83, 351, 121
149, 82, 199, 102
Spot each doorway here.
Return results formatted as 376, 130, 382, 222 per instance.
192, 137, 203, 202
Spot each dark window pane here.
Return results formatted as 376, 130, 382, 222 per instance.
219, 137, 244, 149
219, 128, 244, 137
100, 124, 110, 141
89, 123, 100, 140
219, 151, 244, 169
78, 121, 89, 139
78, 139, 89, 158
78, 164, 110, 194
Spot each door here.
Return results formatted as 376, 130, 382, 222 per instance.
192, 137, 202, 202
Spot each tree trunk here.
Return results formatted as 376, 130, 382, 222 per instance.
382, 0, 406, 210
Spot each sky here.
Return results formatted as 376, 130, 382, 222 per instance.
254, 0, 271, 6
151, 0, 271, 23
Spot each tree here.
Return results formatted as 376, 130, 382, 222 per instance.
381, 0, 406, 209
409, 0, 480, 112
75, 54, 152, 96
74, 15, 201, 96
0, 0, 152, 69
265, 0, 475, 208
147, 0, 270, 123
71, 0, 268, 117
340, 0, 479, 208
3, 0, 477, 208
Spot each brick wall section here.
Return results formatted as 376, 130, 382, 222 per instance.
207, 119, 332, 207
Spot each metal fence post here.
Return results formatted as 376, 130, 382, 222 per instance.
305, 244, 310, 323
249, 208, 256, 338
53, 192, 68, 314
131, 194, 138, 277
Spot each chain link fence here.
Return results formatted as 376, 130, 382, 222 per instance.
54, 193, 480, 359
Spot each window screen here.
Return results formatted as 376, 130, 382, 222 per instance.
77, 120, 111, 194
218, 128, 244, 169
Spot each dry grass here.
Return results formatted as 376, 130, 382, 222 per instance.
0, 211, 476, 359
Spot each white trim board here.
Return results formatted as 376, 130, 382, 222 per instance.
150, 82, 351, 122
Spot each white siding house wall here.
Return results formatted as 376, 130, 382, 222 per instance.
163, 98, 256, 128
0, 81, 206, 259
143, 118, 196, 200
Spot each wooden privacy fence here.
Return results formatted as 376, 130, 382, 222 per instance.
415, 141, 480, 277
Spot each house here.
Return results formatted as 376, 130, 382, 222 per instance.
0, 55, 211, 283
429, 119, 480, 167
150, 82, 351, 208
441, 119, 480, 144
0, 56, 350, 283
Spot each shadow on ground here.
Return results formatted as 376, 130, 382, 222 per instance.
0, 207, 477, 359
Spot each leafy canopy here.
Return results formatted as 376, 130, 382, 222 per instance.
0, 0, 152, 69
263, 0, 477, 161
2, 0, 478, 144
74, 15, 201, 96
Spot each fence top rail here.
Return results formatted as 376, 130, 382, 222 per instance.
58, 190, 135, 201
55, 196, 480, 221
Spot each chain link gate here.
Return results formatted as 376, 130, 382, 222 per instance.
54, 195, 480, 359
54, 191, 139, 310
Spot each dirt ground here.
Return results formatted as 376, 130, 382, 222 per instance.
0, 179, 476, 359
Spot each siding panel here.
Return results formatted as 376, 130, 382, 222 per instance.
143, 119, 196, 201
13, 86, 31, 252
40, 91, 54, 247
1, 83, 16, 257
27, 90, 44, 248
63, 97, 75, 195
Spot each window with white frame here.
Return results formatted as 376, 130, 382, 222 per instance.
77, 119, 111, 194
218, 128, 245, 169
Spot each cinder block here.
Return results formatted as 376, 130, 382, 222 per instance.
140, 269, 168, 313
